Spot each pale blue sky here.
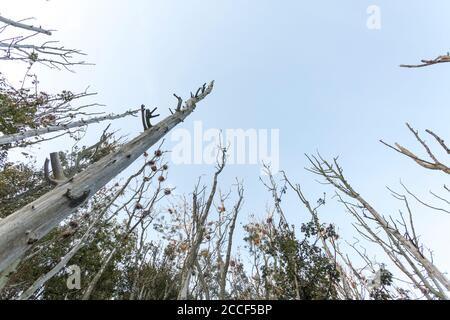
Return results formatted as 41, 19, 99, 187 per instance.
2, 1, 450, 279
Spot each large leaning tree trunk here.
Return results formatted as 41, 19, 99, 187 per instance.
0, 109, 139, 146
0, 81, 214, 273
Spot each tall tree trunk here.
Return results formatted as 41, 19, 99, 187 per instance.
0, 109, 138, 146
17, 159, 150, 300
218, 185, 243, 299
0, 81, 214, 273
178, 149, 225, 300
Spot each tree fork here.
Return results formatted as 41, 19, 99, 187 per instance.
0, 81, 214, 273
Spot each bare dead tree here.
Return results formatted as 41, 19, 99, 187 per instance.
0, 81, 214, 273
0, 109, 139, 147
17, 149, 165, 300
282, 172, 363, 299
0, 73, 127, 150
178, 147, 227, 300
0, 14, 88, 70
305, 153, 450, 298
381, 123, 450, 175
0, 133, 119, 294
0, 126, 118, 218
282, 169, 424, 299
0, 14, 103, 154
0, 16, 52, 35
217, 181, 244, 299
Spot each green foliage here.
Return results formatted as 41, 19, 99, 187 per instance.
244, 219, 340, 300
119, 248, 181, 300
0, 91, 38, 135
1, 212, 136, 300
369, 267, 394, 300
0, 73, 53, 136
0, 161, 51, 218
43, 218, 136, 300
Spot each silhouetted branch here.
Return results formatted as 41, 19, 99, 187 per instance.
400, 53, 450, 68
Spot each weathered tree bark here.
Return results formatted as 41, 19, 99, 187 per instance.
0, 109, 138, 146
49, 153, 66, 180
0, 81, 214, 273
19, 157, 159, 300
